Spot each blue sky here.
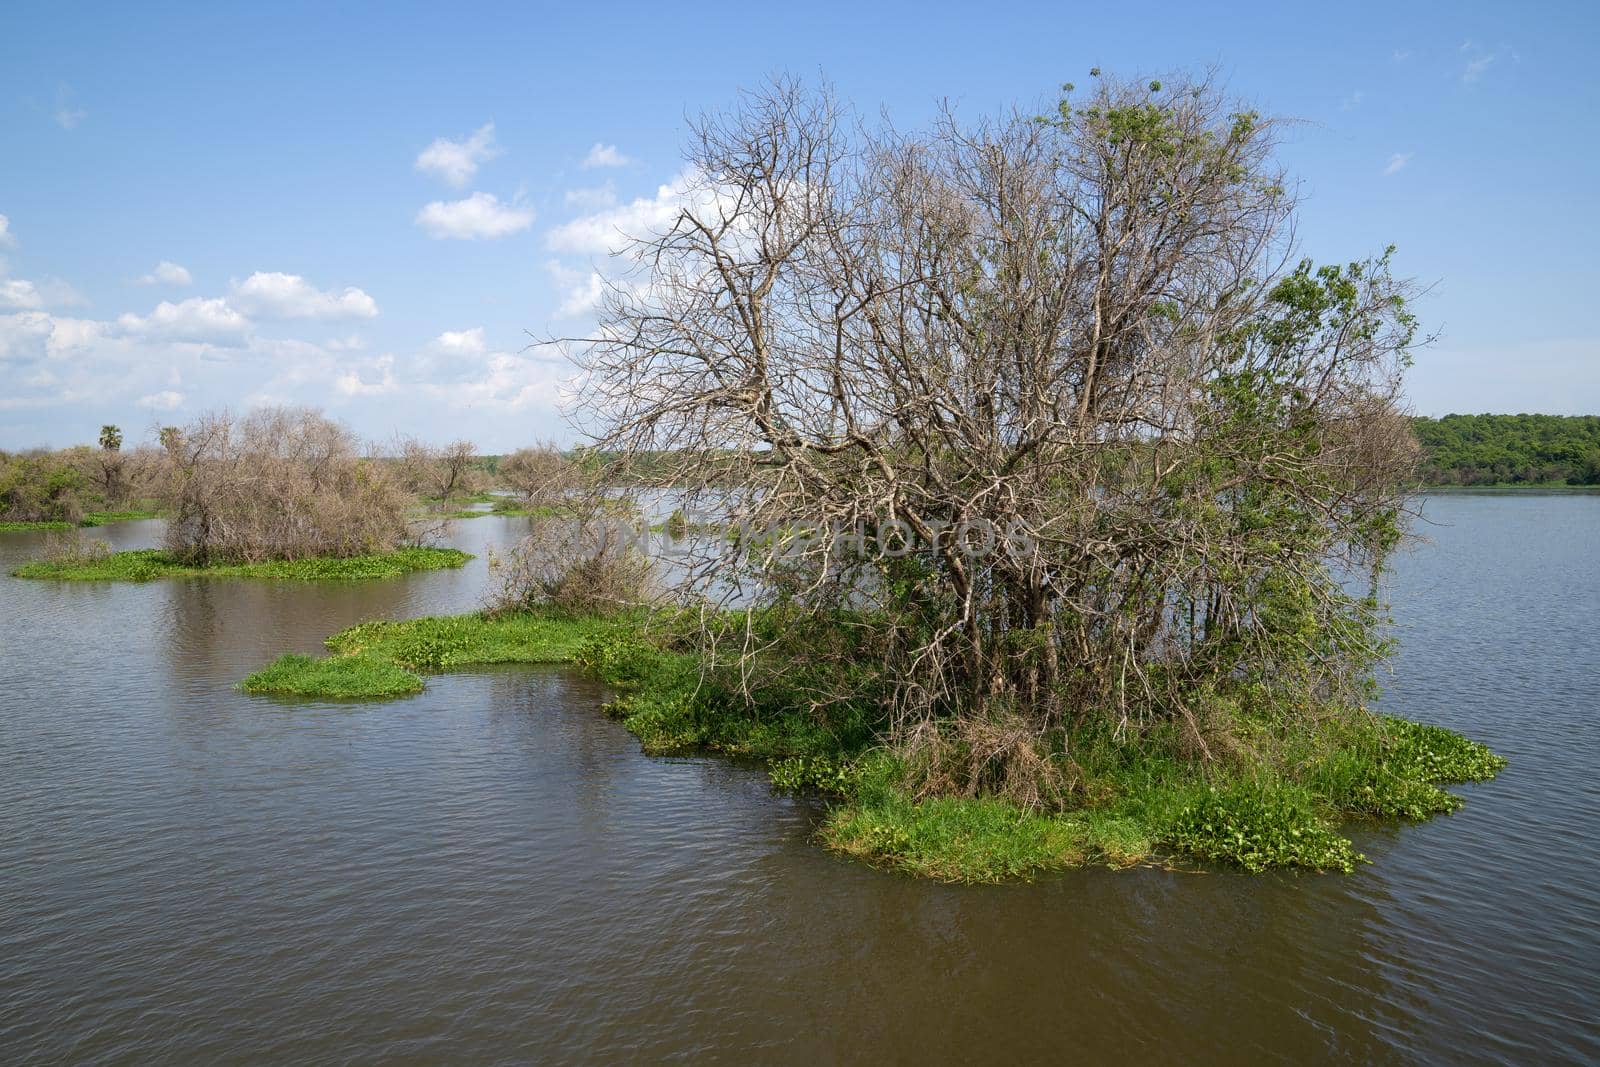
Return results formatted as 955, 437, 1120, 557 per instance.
3, 1, 1596, 449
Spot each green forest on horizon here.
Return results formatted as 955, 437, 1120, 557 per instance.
1412, 414, 1600, 487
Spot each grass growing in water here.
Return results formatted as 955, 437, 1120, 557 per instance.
79, 508, 164, 526
14, 546, 471, 581
0, 520, 74, 531
241, 653, 425, 698
0, 508, 166, 531
237, 609, 1506, 881
239, 610, 632, 698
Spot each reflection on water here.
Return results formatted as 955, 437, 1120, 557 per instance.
0, 500, 1596, 1063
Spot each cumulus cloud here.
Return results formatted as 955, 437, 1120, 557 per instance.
415, 192, 535, 240
1, 278, 42, 310
138, 260, 193, 286
434, 327, 486, 355
0, 214, 15, 249
0, 311, 54, 361
415, 122, 500, 187
564, 182, 618, 210
1383, 152, 1412, 175
137, 390, 185, 410
117, 297, 251, 346
546, 173, 696, 256
581, 143, 631, 169
421, 350, 570, 413
335, 354, 399, 397
545, 260, 604, 318
228, 271, 379, 320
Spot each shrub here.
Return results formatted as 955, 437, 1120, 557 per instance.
160, 407, 417, 564
487, 506, 655, 616
498, 443, 580, 510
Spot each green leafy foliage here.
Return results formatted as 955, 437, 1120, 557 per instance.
1166, 781, 1362, 873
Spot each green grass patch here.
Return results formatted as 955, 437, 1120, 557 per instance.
0, 505, 165, 531
13, 546, 471, 581
241, 653, 424, 699
328, 610, 626, 670
79, 508, 164, 526
236, 609, 1506, 881
238, 608, 632, 699
0, 520, 73, 531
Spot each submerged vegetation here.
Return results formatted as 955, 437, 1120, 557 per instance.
239, 606, 1504, 881
14, 544, 469, 582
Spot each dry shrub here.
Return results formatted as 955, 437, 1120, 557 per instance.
393, 436, 483, 502
897, 714, 1073, 814
161, 407, 415, 564
487, 505, 655, 616
41, 529, 112, 564
498, 443, 580, 510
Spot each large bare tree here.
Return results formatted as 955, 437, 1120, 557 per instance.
571, 74, 1418, 794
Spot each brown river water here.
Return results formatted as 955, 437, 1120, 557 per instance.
0, 494, 1596, 1063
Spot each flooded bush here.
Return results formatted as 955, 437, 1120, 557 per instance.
160, 407, 417, 565
41, 529, 112, 565
487, 506, 655, 617
393, 436, 485, 503
497, 443, 581, 511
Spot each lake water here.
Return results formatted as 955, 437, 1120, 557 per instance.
1, 495, 1596, 1063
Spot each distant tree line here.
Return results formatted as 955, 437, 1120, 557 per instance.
1413, 414, 1600, 486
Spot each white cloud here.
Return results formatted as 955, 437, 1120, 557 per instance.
117, 297, 251, 346
415, 192, 534, 240
228, 271, 379, 320
0, 312, 54, 361
546, 260, 605, 318
546, 173, 696, 256
1459, 41, 1512, 83
1, 278, 42, 310
1392, 49, 1411, 62
335, 354, 399, 397
564, 182, 618, 210
1383, 153, 1412, 176
137, 390, 185, 410
1341, 91, 1364, 111
421, 350, 570, 413
434, 327, 486, 355
562, 275, 604, 318
0, 214, 15, 249
581, 143, 632, 169
415, 122, 500, 187
138, 260, 193, 286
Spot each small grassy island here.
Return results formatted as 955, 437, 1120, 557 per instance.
241, 607, 1505, 882
14, 546, 470, 582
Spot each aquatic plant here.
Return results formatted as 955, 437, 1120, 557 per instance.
13, 546, 470, 581
237, 607, 1506, 881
